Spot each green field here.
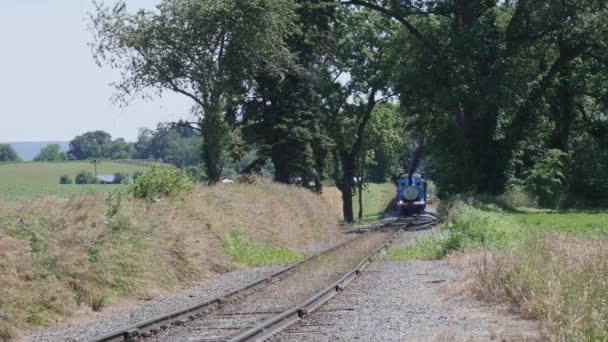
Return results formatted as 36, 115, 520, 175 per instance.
0, 161, 149, 200
354, 183, 395, 222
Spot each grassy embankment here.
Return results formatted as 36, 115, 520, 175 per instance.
0, 161, 150, 200
0, 182, 342, 341
387, 198, 608, 340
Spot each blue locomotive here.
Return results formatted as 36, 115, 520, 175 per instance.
395, 173, 427, 215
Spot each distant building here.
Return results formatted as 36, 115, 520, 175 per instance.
96, 175, 116, 184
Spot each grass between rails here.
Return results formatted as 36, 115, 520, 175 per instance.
386, 199, 608, 339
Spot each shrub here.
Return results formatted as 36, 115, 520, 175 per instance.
113, 172, 130, 184
105, 188, 123, 218
132, 170, 143, 182
501, 186, 538, 208
59, 175, 73, 184
128, 165, 194, 202
75, 171, 97, 184
524, 149, 568, 208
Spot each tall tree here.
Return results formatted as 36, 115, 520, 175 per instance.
321, 7, 399, 222
241, 0, 335, 190
68, 130, 112, 160
90, 0, 299, 184
339, 0, 608, 196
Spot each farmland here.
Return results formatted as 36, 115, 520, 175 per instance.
0, 161, 149, 200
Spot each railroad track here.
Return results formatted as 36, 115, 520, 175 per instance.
89, 213, 436, 342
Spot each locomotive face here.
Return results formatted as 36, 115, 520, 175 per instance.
395, 175, 427, 215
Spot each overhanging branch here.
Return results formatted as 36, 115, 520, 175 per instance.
338, 0, 437, 55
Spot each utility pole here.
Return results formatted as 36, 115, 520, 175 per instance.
90, 159, 101, 179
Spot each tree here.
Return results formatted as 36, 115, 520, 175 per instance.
68, 130, 112, 160
101, 138, 134, 160
241, 0, 335, 190
34, 144, 68, 161
0, 144, 20, 162
339, 0, 608, 197
321, 7, 400, 222
90, 0, 299, 184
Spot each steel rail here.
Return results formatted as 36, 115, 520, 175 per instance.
229, 216, 436, 342
87, 219, 407, 342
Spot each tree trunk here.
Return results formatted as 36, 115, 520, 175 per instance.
340, 154, 355, 223
201, 109, 225, 185
358, 165, 363, 222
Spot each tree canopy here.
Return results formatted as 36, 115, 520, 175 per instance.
90, 0, 299, 183
0, 144, 21, 162
33, 144, 68, 161
88, 0, 608, 220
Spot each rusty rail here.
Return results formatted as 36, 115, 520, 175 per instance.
229, 215, 436, 341
88, 219, 410, 342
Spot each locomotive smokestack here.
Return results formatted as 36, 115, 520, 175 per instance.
407, 137, 424, 185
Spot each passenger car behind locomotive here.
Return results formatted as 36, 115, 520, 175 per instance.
395, 173, 427, 215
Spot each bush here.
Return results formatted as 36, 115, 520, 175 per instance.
132, 170, 143, 182
501, 186, 538, 208
59, 175, 73, 184
524, 149, 568, 208
128, 165, 194, 202
113, 172, 130, 184
75, 171, 97, 184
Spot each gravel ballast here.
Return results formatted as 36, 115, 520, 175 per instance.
275, 234, 543, 341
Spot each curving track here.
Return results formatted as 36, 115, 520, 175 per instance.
89, 213, 436, 342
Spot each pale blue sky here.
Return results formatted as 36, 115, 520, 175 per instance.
0, 0, 191, 142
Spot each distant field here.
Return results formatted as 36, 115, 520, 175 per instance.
0, 161, 150, 200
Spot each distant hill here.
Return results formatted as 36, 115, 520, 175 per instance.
4, 141, 69, 161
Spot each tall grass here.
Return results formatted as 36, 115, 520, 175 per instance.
434, 199, 608, 340
0, 183, 342, 341
462, 235, 608, 340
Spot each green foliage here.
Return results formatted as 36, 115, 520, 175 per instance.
224, 231, 302, 266
363, 103, 406, 183
59, 175, 73, 184
112, 172, 130, 184
131, 170, 143, 182
33, 144, 67, 161
75, 170, 98, 185
524, 149, 568, 208
0, 144, 21, 162
91, 0, 299, 184
105, 188, 123, 218
134, 123, 202, 168
386, 232, 458, 261
128, 165, 194, 202
352, 183, 395, 222
68, 130, 112, 160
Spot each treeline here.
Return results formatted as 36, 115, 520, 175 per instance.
87, 0, 608, 220
62, 123, 201, 168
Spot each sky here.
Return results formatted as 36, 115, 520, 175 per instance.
0, 0, 192, 142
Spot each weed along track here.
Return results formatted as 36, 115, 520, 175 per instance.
89, 215, 436, 342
